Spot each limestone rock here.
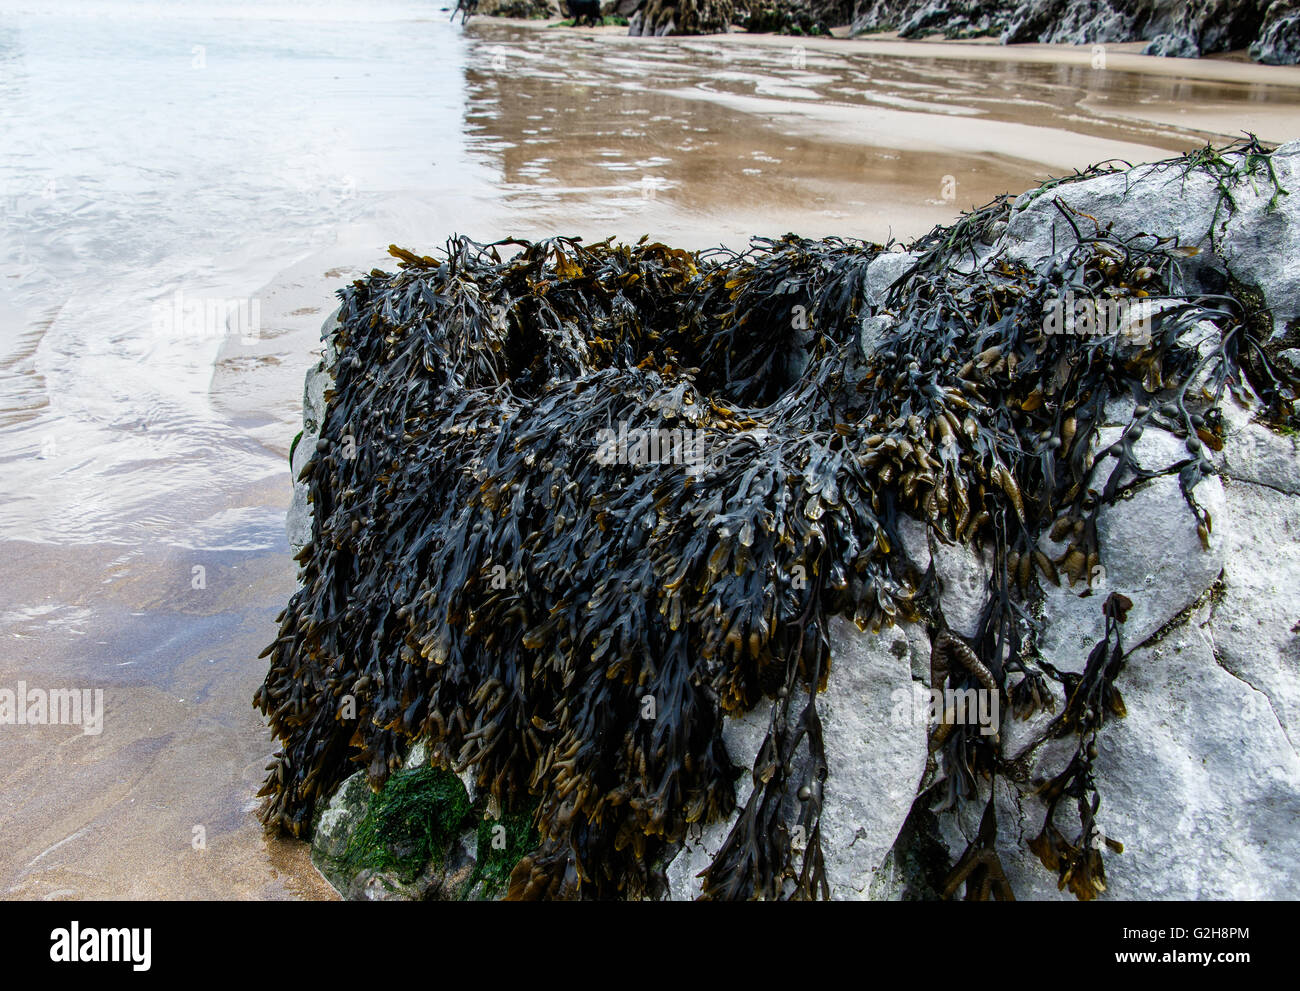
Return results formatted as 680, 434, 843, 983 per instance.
848, 0, 1300, 64
1002, 140, 1300, 335
943, 609, 1300, 899
478, 0, 558, 17
665, 616, 930, 899
1216, 404, 1300, 496
299, 145, 1300, 902
286, 309, 339, 556
817, 617, 931, 897
851, 0, 1011, 39
1251, 3, 1300, 65
1036, 418, 1226, 673
1002, 0, 1134, 46
1143, 32, 1200, 57
312, 771, 369, 865
863, 249, 919, 308
309, 737, 488, 901
627, 0, 739, 34
896, 514, 992, 640
1209, 472, 1300, 751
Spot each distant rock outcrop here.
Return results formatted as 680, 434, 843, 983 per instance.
477, 0, 559, 18
627, 0, 745, 35
848, 0, 1300, 64
1253, 1, 1300, 64
852, 0, 1007, 38
623, 0, 852, 34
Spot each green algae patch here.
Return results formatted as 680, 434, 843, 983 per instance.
471, 805, 541, 899
343, 766, 472, 882
310, 761, 531, 899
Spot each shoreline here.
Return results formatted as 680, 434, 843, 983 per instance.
487, 19, 1300, 88
466, 18, 1300, 147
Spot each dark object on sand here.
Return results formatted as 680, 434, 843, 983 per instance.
452, 0, 479, 24
565, 0, 603, 25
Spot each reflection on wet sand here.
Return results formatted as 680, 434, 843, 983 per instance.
459, 22, 1300, 246
0, 541, 336, 900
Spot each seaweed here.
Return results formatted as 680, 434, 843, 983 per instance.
941, 794, 1014, 901
1169, 134, 1289, 235
255, 140, 1295, 900
473, 803, 542, 899
1024, 591, 1131, 902
343, 765, 473, 881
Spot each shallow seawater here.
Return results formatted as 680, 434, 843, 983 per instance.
0, 0, 1297, 899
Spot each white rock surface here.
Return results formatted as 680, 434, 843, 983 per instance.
1209, 475, 1300, 752
951, 606, 1300, 900
1003, 140, 1300, 332
286, 308, 339, 555
1037, 421, 1226, 673
896, 514, 993, 640
864, 250, 918, 307
665, 616, 929, 900
817, 617, 930, 898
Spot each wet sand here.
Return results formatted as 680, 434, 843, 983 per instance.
449, 20, 1300, 248
0, 541, 337, 899
3, 11, 1298, 900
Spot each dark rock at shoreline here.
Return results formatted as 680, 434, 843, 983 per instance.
852, 0, 1006, 38
627, 0, 745, 34
1142, 32, 1200, 58
1001, 0, 1270, 53
477, 0, 560, 16
471, 0, 1299, 52
740, 0, 852, 33
1252, 1, 1300, 64
847, 0, 1300, 64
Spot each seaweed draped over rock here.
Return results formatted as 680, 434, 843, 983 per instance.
256, 140, 1295, 900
